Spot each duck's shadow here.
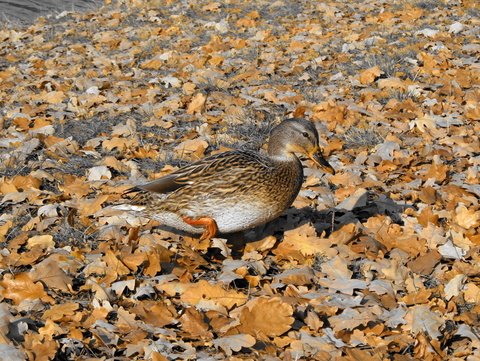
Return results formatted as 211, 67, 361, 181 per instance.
240, 190, 412, 243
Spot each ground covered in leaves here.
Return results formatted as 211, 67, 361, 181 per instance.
1, 0, 480, 360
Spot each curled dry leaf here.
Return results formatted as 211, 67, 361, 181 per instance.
212, 334, 256, 356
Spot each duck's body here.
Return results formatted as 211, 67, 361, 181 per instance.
122, 118, 335, 239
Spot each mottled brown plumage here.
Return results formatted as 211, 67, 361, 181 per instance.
121, 117, 335, 239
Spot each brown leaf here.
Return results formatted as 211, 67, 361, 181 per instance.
187, 92, 207, 114
132, 301, 176, 328
30, 257, 73, 292
180, 279, 248, 309
408, 250, 442, 275
0, 273, 54, 305
359, 66, 383, 84
42, 303, 79, 321
180, 307, 213, 339
235, 297, 293, 339
212, 334, 256, 356
103, 250, 131, 276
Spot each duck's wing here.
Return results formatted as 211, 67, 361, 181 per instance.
126, 150, 271, 195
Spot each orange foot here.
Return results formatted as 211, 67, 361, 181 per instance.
183, 216, 218, 241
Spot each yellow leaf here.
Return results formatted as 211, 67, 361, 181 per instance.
0, 273, 54, 305
42, 303, 79, 321
359, 66, 383, 84
187, 92, 207, 114
26, 235, 55, 250
42, 91, 66, 104
454, 205, 480, 229
236, 297, 294, 339
377, 77, 408, 91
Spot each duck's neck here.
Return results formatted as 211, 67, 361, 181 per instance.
267, 134, 297, 162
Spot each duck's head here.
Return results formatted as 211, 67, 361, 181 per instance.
268, 117, 335, 175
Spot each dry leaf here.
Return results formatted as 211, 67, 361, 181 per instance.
0, 273, 54, 305
235, 297, 294, 339
359, 66, 383, 84
212, 334, 256, 356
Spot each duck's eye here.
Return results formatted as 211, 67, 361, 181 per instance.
302, 132, 309, 138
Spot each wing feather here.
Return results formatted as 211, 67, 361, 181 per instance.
127, 150, 272, 195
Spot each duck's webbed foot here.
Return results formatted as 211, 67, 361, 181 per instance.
182, 216, 218, 240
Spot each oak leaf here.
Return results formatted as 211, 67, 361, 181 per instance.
280, 222, 332, 256
0, 273, 54, 305
408, 305, 443, 339
180, 279, 247, 309
453, 205, 480, 229
26, 235, 55, 250
212, 334, 255, 356
42, 303, 79, 321
30, 257, 73, 292
180, 307, 213, 339
235, 297, 293, 338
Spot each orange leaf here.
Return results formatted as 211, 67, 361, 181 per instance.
0, 273, 54, 305
453, 205, 480, 229
180, 307, 213, 339
42, 303, 79, 321
30, 257, 73, 292
187, 92, 207, 114
359, 66, 383, 84
236, 297, 293, 339
180, 279, 247, 309
279, 222, 333, 257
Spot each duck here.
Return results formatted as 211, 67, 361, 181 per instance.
121, 117, 335, 240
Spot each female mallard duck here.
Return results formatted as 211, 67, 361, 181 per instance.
123, 117, 335, 240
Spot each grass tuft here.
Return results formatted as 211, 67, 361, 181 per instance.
344, 123, 387, 148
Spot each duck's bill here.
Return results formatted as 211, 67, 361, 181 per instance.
308, 150, 335, 175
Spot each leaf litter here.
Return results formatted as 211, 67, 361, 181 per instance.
0, 0, 480, 360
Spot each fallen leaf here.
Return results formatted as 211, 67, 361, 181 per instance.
212, 334, 256, 356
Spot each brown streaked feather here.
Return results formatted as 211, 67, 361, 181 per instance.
127, 150, 274, 195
